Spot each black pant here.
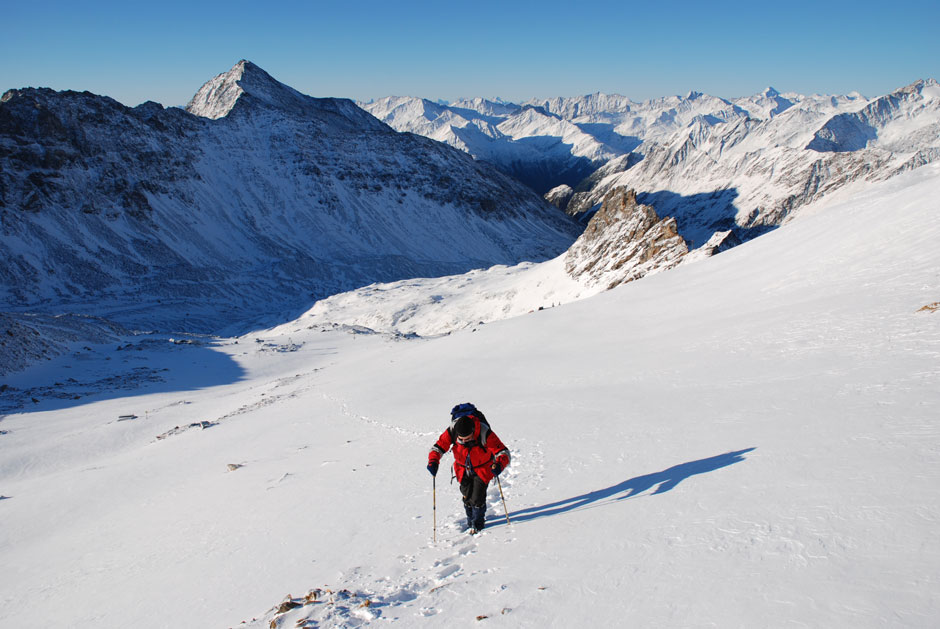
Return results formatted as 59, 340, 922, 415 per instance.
460, 474, 488, 529
460, 474, 488, 508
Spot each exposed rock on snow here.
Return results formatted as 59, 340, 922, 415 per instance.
544, 184, 574, 210
682, 230, 742, 264
0, 312, 127, 376
564, 188, 688, 289
250, 588, 377, 627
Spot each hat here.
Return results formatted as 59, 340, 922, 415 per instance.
454, 415, 474, 438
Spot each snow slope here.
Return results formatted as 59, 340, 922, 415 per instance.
1, 165, 938, 627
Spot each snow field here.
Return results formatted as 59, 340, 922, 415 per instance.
1, 165, 939, 627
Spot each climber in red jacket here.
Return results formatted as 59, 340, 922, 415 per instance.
427, 403, 510, 534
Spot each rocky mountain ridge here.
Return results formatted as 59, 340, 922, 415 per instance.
0, 61, 580, 338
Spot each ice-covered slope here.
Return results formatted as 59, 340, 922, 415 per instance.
2, 164, 936, 628
0, 61, 579, 335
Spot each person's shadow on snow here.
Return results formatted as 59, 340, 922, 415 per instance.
499, 448, 756, 525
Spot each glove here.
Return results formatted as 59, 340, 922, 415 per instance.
427, 462, 438, 477
491, 462, 503, 477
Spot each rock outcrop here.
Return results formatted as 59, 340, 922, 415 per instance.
565, 188, 688, 289
544, 184, 574, 211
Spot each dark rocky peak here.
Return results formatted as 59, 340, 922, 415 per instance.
1, 87, 133, 146
0, 85, 199, 162
898, 78, 935, 95
519, 103, 559, 119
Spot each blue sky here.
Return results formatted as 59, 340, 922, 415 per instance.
2, 0, 937, 106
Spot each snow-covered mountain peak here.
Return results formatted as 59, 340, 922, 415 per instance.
186, 59, 251, 119
525, 92, 638, 118
806, 77, 940, 153
187, 60, 387, 134
450, 97, 521, 117
904, 77, 940, 100
185, 59, 312, 120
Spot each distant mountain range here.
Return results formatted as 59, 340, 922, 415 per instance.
3, 61, 939, 374
363, 80, 940, 248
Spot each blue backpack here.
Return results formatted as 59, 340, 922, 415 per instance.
449, 402, 491, 443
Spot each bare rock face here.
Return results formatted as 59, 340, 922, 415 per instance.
698, 229, 741, 255
544, 184, 574, 211
565, 188, 688, 290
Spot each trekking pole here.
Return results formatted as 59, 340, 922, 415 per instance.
432, 475, 437, 543
496, 475, 511, 525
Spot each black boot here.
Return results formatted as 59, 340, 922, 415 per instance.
469, 506, 486, 533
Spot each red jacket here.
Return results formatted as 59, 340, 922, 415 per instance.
428, 416, 510, 484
